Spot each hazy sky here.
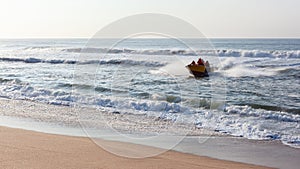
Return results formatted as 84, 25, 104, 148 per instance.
0, 0, 299, 38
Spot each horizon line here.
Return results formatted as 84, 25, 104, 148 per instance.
0, 37, 300, 40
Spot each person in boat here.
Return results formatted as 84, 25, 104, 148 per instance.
190, 60, 196, 65
197, 58, 204, 65
205, 61, 210, 68
204, 60, 210, 72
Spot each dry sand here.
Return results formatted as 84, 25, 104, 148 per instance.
0, 126, 272, 169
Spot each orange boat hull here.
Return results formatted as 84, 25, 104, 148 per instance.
186, 64, 209, 77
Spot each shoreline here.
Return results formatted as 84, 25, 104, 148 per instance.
0, 126, 271, 169
1, 120, 300, 169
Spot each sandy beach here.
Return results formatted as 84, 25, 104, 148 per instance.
0, 126, 272, 169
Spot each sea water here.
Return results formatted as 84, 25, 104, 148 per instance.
0, 38, 299, 147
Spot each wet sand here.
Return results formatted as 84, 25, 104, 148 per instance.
0, 126, 271, 169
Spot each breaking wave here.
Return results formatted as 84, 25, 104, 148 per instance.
215, 49, 300, 58
0, 57, 165, 67
62, 47, 300, 58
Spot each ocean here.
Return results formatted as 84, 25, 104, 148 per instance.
0, 38, 299, 148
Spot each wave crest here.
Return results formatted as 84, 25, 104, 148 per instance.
61, 47, 300, 58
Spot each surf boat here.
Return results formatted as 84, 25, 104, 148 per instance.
186, 64, 209, 77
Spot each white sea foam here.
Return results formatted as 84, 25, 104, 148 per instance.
222, 64, 277, 77
0, 77, 299, 147
214, 57, 290, 77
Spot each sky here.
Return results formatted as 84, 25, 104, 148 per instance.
0, 0, 299, 38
